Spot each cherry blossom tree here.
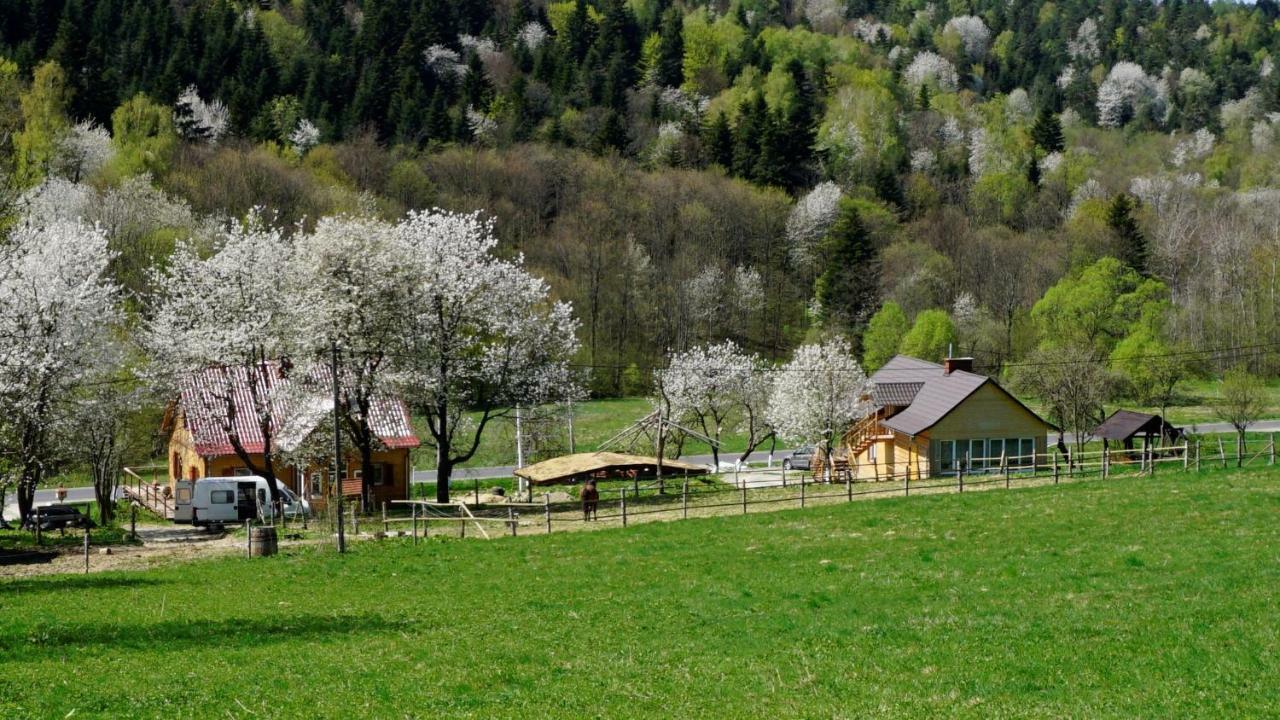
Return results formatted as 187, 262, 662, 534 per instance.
290, 214, 419, 505
785, 181, 842, 270
1097, 62, 1162, 128
174, 85, 229, 144
767, 338, 873, 483
943, 15, 991, 60
54, 120, 114, 182
141, 214, 297, 506
0, 217, 120, 525
904, 51, 959, 93
392, 210, 580, 502
657, 341, 772, 468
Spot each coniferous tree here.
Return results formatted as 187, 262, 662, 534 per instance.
815, 201, 881, 332
656, 6, 684, 87
704, 112, 733, 169
1030, 106, 1065, 152
1108, 193, 1148, 275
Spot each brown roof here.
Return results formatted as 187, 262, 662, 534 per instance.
872, 382, 924, 407
178, 363, 419, 458
513, 452, 707, 486
1092, 410, 1180, 441
869, 355, 1055, 436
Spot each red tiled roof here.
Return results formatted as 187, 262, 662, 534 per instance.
178, 363, 419, 458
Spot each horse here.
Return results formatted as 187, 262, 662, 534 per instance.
581, 479, 599, 521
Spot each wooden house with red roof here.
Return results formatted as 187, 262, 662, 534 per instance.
163, 364, 419, 510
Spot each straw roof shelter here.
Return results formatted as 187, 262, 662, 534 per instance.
514, 452, 707, 486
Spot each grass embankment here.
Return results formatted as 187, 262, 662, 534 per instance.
4, 468, 1280, 717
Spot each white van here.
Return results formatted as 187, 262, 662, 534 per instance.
174, 476, 310, 526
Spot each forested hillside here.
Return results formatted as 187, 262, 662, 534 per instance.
2, 0, 1280, 401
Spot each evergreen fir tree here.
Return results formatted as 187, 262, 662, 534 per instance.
1108, 193, 1149, 275
1030, 106, 1065, 152
704, 112, 733, 169
656, 6, 684, 87
815, 201, 881, 331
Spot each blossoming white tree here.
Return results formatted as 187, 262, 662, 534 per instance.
656, 341, 773, 469
1097, 62, 1162, 128
174, 85, 229, 144
904, 51, 959, 93
290, 214, 421, 505
54, 120, 114, 181
0, 217, 120, 524
943, 15, 991, 59
393, 210, 580, 502
785, 181, 842, 270
767, 338, 873, 483
142, 214, 298, 506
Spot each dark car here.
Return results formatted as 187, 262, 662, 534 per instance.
26, 505, 95, 533
783, 445, 817, 471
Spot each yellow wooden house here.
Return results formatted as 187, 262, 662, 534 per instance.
825, 355, 1056, 480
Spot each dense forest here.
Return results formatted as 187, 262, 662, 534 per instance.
2, 0, 1280, 408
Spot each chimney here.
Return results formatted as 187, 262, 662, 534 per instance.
943, 357, 973, 375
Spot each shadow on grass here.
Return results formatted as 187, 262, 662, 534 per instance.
0, 612, 416, 661
0, 574, 170, 595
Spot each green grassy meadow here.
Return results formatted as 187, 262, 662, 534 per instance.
3, 467, 1280, 718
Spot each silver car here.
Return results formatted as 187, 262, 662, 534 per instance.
783, 446, 816, 471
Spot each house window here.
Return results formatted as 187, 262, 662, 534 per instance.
211, 490, 234, 504
989, 438, 1005, 467
968, 439, 987, 470
309, 470, 325, 497
939, 440, 956, 474
1021, 438, 1035, 468
355, 464, 395, 486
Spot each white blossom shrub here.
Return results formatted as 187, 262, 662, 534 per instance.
16, 177, 92, 222
803, 0, 844, 34
650, 122, 684, 165
1194, 23, 1212, 41
1067, 178, 1107, 218
658, 86, 709, 119
289, 119, 321, 154
968, 126, 991, 176
943, 15, 991, 59
1096, 62, 1162, 127
904, 51, 958, 92
851, 18, 891, 43
1251, 113, 1280, 150
1040, 151, 1064, 174
466, 106, 497, 141
939, 116, 965, 146
785, 181, 842, 269
1220, 87, 1263, 127
910, 148, 937, 173
1056, 65, 1076, 90
733, 266, 764, 315
1262, 56, 1275, 79
1178, 67, 1212, 99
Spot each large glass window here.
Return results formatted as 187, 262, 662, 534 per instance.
989, 438, 1005, 467
211, 490, 233, 504
968, 439, 986, 470
939, 440, 956, 473
1021, 439, 1036, 469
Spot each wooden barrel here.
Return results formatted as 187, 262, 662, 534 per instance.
249, 526, 278, 557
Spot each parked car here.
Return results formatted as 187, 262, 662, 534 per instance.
26, 505, 94, 532
783, 446, 817, 471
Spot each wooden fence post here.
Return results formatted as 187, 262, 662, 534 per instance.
681, 479, 689, 519
508, 507, 516, 537
352, 506, 359, 535
1218, 437, 1226, 468
800, 475, 806, 508
544, 495, 552, 534
1053, 452, 1059, 484
1003, 452, 1009, 490
1102, 448, 1109, 480
1270, 433, 1276, 466
904, 473, 909, 497
412, 504, 418, 545
781, 463, 787, 487
1183, 442, 1189, 471
741, 483, 748, 514
620, 488, 628, 527
382, 502, 388, 534
957, 464, 964, 493
83, 526, 90, 574
130, 504, 137, 542
245, 520, 252, 557
473, 479, 479, 505
1150, 445, 1157, 477
1195, 441, 1201, 472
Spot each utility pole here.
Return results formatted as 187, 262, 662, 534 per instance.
332, 341, 345, 554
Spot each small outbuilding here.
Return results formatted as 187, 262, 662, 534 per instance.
514, 452, 707, 486
1092, 410, 1183, 449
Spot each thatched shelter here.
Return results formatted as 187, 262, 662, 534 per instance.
514, 452, 707, 486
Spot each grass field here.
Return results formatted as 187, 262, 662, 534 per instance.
3, 466, 1279, 718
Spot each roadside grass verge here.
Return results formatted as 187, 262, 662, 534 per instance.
3, 467, 1280, 717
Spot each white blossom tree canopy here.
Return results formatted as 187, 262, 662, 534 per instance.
393, 210, 580, 502
174, 85, 230, 144
0, 216, 120, 521
943, 15, 991, 59
141, 213, 297, 500
767, 338, 873, 481
1097, 62, 1163, 128
657, 341, 770, 468
904, 51, 959, 93
785, 180, 842, 270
